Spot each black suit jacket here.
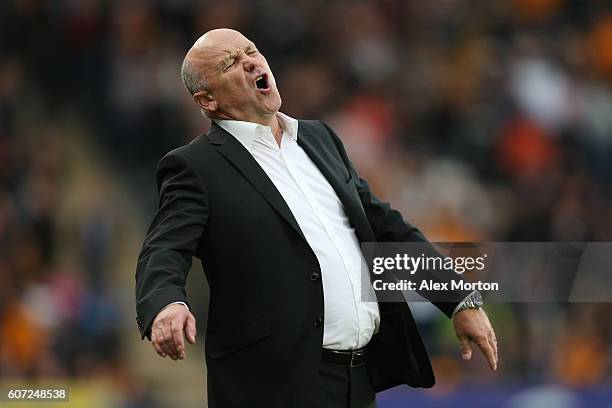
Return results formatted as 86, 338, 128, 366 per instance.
135, 120, 469, 408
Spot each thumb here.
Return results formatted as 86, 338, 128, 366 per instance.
184, 313, 197, 344
459, 337, 472, 360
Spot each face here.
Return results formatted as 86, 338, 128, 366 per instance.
192, 30, 282, 123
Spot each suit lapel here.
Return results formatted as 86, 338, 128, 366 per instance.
297, 124, 375, 242
207, 124, 308, 243
297, 126, 349, 201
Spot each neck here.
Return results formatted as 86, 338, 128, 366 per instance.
269, 115, 282, 145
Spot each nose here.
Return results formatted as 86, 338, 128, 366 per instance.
243, 56, 257, 72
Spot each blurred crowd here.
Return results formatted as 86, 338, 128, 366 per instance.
1, 0, 611, 405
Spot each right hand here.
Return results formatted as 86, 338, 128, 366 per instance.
151, 303, 197, 360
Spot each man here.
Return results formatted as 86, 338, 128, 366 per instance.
135, 28, 498, 408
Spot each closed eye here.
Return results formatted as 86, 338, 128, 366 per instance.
224, 59, 236, 71
223, 47, 257, 72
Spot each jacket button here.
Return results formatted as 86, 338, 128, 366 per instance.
310, 272, 320, 282
313, 316, 323, 327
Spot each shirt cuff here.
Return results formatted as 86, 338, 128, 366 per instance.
451, 290, 479, 318
163, 301, 190, 311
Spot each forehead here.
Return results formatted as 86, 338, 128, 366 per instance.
204, 34, 255, 62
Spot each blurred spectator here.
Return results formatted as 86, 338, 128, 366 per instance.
1, 0, 611, 405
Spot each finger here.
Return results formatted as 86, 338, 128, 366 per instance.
159, 325, 178, 360
156, 328, 174, 359
155, 328, 172, 358
476, 338, 497, 371
185, 314, 197, 345
151, 331, 166, 357
160, 339, 177, 360
153, 342, 166, 357
171, 319, 186, 359
489, 336, 498, 367
163, 322, 180, 359
459, 337, 472, 360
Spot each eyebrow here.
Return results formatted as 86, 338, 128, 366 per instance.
220, 44, 257, 69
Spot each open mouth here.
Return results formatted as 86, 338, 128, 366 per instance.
255, 74, 269, 90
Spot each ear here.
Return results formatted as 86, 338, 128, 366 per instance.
194, 91, 218, 115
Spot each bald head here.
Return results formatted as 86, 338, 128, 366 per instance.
193, 28, 245, 49
181, 29, 249, 95
180, 28, 282, 124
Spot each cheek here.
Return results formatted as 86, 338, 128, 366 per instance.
221, 77, 247, 96
221, 81, 254, 108
230, 73, 250, 91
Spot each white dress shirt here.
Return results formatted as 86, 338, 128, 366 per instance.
212, 113, 380, 350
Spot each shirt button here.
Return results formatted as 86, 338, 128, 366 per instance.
310, 272, 320, 282
313, 316, 323, 327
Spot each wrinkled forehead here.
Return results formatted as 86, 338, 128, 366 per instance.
201, 35, 256, 65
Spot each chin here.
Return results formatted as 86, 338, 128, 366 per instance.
272, 100, 282, 113
255, 89, 282, 115
262, 97, 282, 115
271, 93, 282, 112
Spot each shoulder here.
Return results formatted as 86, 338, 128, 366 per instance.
156, 132, 221, 177
299, 119, 343, 141
298, 119, 331, 134
162, 134, 213, 163
153, 134, 213, 185
298, 119, 347, 158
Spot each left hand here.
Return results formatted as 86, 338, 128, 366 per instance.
452, 308, 498, 370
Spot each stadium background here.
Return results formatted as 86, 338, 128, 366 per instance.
1, 0, 611, 406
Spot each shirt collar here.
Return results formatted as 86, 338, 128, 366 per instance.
213, 112, 299, 151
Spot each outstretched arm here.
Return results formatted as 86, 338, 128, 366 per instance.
135, 152, 208, 359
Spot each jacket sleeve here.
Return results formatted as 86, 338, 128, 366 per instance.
320, 121, 471, 317
135, 152, 209, 339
